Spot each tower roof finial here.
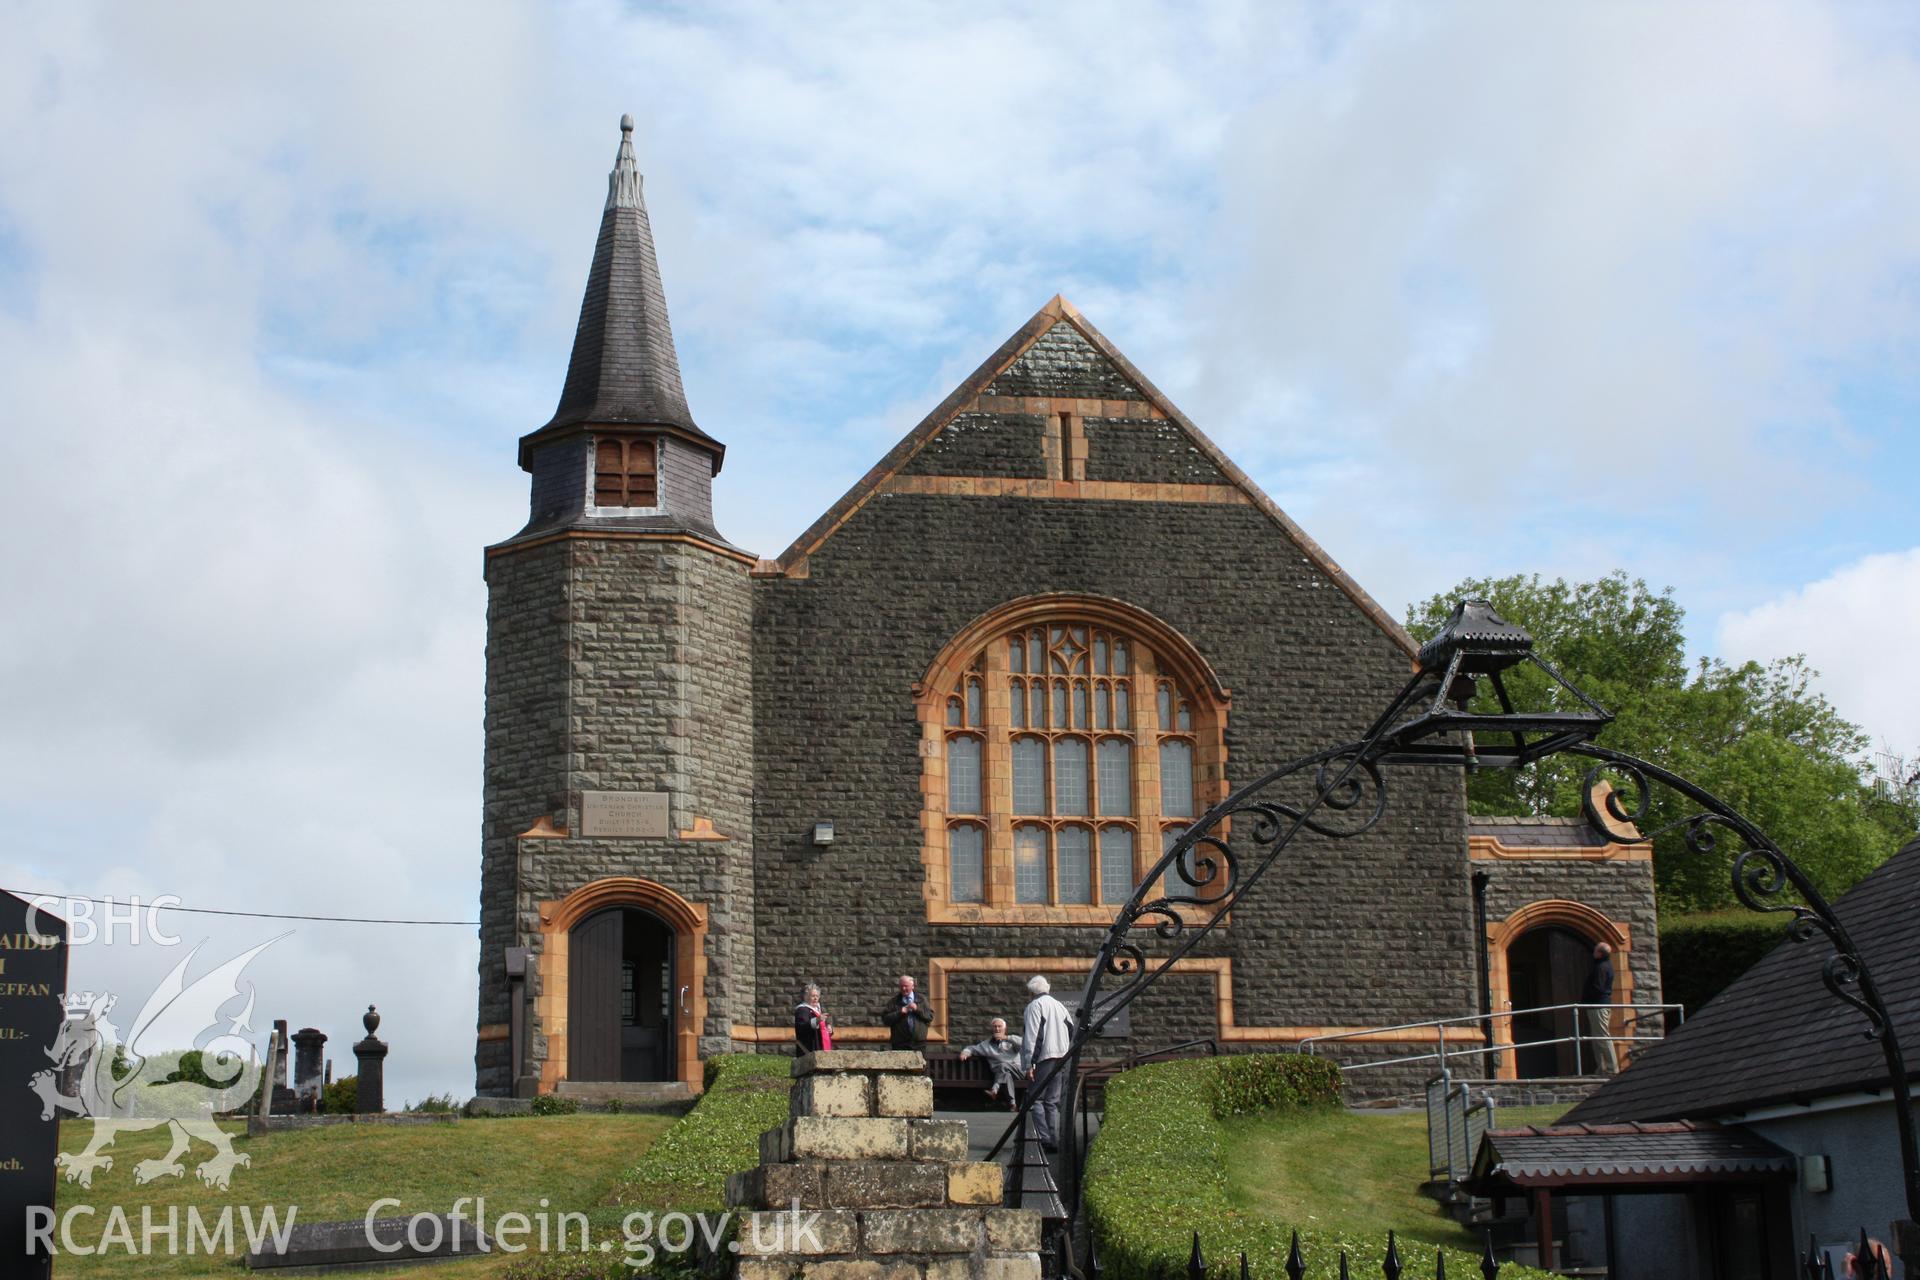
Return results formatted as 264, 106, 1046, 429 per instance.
607, 113, 642, 211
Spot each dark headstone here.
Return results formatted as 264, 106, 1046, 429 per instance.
291, 1027, 327, 1104
1, 891, 69, 1280
354, 1005, 388, 1114
244, 1214, 489, 1270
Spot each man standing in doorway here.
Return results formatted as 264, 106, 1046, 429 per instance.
880, 974, 933, 1050
1581, 941, 1618, 1074
1020, 975, 1074, 1150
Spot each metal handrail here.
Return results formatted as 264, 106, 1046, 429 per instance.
1299, 1001, 1685, 1075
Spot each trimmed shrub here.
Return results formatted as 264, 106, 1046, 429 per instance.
532, 1093, 581, 1116
1207, 1052, 1340, 1117
1658, 911, 1787, 1016
612, 1054, 789, 1213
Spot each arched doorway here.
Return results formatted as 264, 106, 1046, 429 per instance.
1486, 899, 1633, 1081
1506, 923, 1591, 1077
568, 907, 675, 1082
537, 876, 709, 1091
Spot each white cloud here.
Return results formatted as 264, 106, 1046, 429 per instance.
1717, 548, 1920, 759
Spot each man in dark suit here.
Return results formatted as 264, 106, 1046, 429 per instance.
1581, 941, 1617, 1073
878, 974, 933, 1049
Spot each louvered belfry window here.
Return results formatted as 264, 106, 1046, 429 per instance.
935, 618, 1219, 912
595, 437, 658, 508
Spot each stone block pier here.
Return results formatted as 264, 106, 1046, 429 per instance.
725, 1050, 1045, 1280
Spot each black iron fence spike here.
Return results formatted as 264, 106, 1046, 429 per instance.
1436, 1247, 1447, 1280
1859, 1227, 1876, 1280
1479, 1229, 1500, 1280
1340, 1250, 1351, 1280
1189, 1231, 1205, 1280
1806, 1233, 1822, 1280
1285, 1229, 1306, 1280
1240, 1252, 1250, 1280
1383, 1229, 1402, 1280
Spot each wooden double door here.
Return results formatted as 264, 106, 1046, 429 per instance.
568, 906, 675, 1082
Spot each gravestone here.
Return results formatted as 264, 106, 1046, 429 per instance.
1, 891, 69, 1280
291, 1027, 327, 1108
354, 1005, 388, 1114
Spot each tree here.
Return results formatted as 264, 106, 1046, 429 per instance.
1406, 573, 1916, 911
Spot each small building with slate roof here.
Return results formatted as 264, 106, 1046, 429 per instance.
471, 118, 1665, 1103
1470, 837, 1920, 1276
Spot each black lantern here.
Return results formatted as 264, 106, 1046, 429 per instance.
1371, 599, 1613, 768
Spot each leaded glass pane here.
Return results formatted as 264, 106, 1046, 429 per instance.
1057, 826, 1092, 903
1013, 737, 1046, 814
1094, 637, 1107, 673
1011, 684, 1026, 728
949, 735, 982, 814
1031, 683, 1045, 728
1116, 685, 1131, 728
1114, 641, 1128, 674
1160, 739, 1194, 817
1100, 827, 1135, 904
1072, 683, 1087, 728
1055, 738, 1089, 815
1095, 685, 1110, 729
949, 825, 984, 903
947, 698, 961, 727
1029, 633, 1042, 672
1009, 638, 1024, 673
1097, 739, 1132, 815
1015, 826, 1048, 903
1177, 704, 1192, 732
967, 679, 982, 726
1158, 685, 1172, 728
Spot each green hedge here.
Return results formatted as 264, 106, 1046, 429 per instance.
1086, 1053, 1540, 1280
1658, 911, 1787, 1016
610, 1053, 790, 1213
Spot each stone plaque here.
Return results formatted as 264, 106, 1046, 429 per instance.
0, 891, 67, 1280
581, 790, 670, 838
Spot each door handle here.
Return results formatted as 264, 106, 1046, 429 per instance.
679, 985, 691, 1016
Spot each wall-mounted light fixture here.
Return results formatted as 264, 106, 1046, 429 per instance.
811, 822, 835, 847
1800, 1154, 1831, 1193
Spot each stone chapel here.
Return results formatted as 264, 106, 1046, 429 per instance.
472, 118, 1660, 1097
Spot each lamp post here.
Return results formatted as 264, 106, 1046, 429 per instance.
998, 599, 1918, 1275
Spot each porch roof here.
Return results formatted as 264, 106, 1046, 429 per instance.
1469, 1120, 1793, 1192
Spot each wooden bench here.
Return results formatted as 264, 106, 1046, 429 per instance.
924, 1051, 993, 1093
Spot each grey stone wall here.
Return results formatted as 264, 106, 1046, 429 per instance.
476, 540, 572, 1095
898, 413, 1046, 479
1083, 417, 1229, 486
1480, 858, 1663, 1007
477, 535, 754, 1093
985, 322, 1141, 398
750, 490, 1476, 1051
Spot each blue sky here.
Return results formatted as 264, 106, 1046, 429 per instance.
3, 0, 1919, 1102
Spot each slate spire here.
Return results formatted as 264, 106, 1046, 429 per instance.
539, 114, 713, 451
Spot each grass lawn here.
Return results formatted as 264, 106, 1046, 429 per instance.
1219, 1104, 1568, 1255
52, 1113, 675, 1279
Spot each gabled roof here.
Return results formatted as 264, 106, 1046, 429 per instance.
520, 115, 723, 471
1565, 836, 1920, 1125
1469, 1121, 1792, 1191
766, 296, 1415, 658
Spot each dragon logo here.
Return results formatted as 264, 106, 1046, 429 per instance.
29, 936, 282, 1190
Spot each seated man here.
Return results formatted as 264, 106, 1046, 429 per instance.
959, 1018, 1022, 1110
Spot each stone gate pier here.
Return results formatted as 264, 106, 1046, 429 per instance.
725, 1051, 1044, 1280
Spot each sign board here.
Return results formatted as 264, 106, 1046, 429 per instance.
580, 791, 670, 839
0, 891, 68, 1280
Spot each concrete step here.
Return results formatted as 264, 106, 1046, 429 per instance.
555, 1080, 693, 1107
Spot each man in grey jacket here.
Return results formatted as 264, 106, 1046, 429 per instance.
960, 1018, 1023, 1109
1019, 975, 1075, 1149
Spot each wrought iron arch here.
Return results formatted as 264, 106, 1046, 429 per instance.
1003, 600, 1918, 1276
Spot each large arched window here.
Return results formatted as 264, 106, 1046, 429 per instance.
919, 597, 1229, 925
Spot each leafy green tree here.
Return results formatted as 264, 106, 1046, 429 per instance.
1406, 573, 1915, 910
